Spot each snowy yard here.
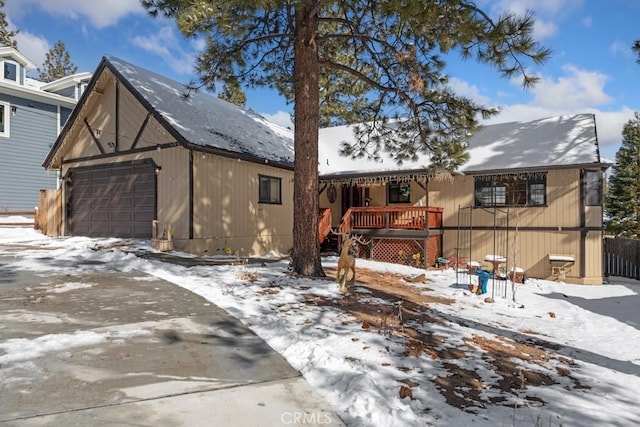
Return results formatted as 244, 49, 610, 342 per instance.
1, 227, 639, 426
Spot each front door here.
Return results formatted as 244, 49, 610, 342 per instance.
341, 184, 361, 218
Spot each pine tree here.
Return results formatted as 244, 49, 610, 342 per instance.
0, 0, 17, 48
604, 113, 640, 237
218, 80, 247, 107
37, 40, 78, 83
142, 0, 550, 276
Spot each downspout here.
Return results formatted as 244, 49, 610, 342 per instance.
189, 150, 194, 239
579, 169, 586, 278
115, 81, 119, 152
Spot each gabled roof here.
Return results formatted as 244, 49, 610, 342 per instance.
318, 113, 609, 180
0, 47, 81, 107
40, 72, 92, 93
0, 46, 36, 70
45, 56, 295, 170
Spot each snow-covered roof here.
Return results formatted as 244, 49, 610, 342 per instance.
107, 57, 294, 167
40, 72, 93, 92
318, 114, 606, 178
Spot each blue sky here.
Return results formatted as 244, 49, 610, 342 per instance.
5, 0, 640, 161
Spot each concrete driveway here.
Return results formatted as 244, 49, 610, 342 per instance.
0, 247, 342, 426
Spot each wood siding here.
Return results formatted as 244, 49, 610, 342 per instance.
189, 154, 294, 256
427, 169, 603, 284
0, 94, 60, 210
53, 67, 293, 256
320, 168, 604, 283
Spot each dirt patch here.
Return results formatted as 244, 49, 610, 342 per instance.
302, 266, 588, 413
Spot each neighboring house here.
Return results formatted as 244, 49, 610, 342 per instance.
43, 56, 295, 257
318, 114, 611, 285
0, 47, 91, 211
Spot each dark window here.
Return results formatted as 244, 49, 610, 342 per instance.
388, 181, 411, 203
474, 173, 546, 207
0, 104, 5, 133
584, 170, 602, 206
259, 175, 281, 204
4, 62, 16, 81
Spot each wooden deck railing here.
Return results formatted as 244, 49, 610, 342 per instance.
339, 206, 443, 234
318, 208, 333, 243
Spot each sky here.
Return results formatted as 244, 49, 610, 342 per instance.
4, 0, 640, 162
1, 224, 639, 425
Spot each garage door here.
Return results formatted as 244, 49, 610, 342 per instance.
67, 161, 156, 238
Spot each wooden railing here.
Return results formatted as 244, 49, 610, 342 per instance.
318, 208, 333, 243
339, 206, 443, 234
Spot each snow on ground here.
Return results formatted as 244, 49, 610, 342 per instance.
1, 227, 639, 426
0, 216, 34, 224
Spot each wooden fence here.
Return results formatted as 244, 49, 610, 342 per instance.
0, 210, 36, 227
603, 236, 640, 280
37, 189, 62, 237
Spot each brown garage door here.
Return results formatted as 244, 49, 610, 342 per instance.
67, 161, 156, 238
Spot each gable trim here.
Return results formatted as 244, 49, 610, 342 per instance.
83, 117, 105, 154
44, 57, 111, 169
130, 113, 151, 150
60, 141, 180, 166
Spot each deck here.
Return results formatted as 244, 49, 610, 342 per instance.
339, 206, 443, 235
320, 206, 444, 268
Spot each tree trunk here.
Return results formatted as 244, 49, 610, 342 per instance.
291, 2, 324, 276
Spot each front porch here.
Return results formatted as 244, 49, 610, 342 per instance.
320, 206, 444, 269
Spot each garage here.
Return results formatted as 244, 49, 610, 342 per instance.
66, 161, 156, 238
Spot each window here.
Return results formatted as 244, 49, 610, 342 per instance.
584, 170, 602, 206
474, 173, 546, 207
259, 175, 281, 204
0, 102, 10, 137
3, 61, 17, 82
388, 181, 411, 203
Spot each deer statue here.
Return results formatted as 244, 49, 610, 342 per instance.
335, 231, 370, 292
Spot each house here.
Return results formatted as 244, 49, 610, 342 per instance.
42, 56, 295, 257
318, 114, 611, 285
0, 47, 91, 212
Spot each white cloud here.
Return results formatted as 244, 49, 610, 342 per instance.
487, 0, 584, 18
448, 77, 492, 106
611, 41, 635, 60
13, 30, 49, 69
479, 0, 583, 40
5, 0, 145, 29
529, 64, 612, 110
132, 26, 195, 75
260, 111, 293, 130
532, 19, 558, 39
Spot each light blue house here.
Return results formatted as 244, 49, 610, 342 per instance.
0, 47, 90, 212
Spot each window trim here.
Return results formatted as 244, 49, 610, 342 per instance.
388, 181, 411, 204
258, 174, 282, 205
474, 172, 547, 208
584, 170, 602, 207
1, 60, 18, 84
0, 101, 10, 138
